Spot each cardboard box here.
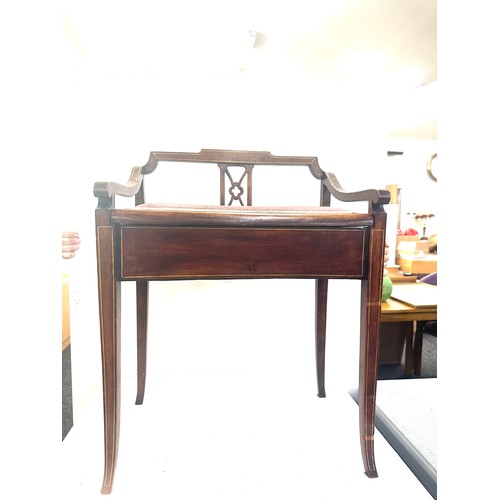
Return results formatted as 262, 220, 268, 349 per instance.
396, 254, 437, 275
397, 239, 429, 257
396, 235, 420, 243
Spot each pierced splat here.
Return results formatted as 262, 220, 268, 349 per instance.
219, 164, 254, 206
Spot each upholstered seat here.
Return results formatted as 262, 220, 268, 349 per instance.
94, 149, 390, 493
114, 203, 371, 226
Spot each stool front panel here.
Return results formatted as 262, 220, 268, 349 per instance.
119, 226, 367, 280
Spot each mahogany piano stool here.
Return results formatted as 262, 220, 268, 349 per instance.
94, 149, 390, 493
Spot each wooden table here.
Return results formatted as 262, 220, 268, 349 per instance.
62, 273, 71, 351
396, 255, 437, 275
381, 283, 437, 376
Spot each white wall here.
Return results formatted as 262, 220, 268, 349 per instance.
383, 138, 438, 224
58, 21, 437, 423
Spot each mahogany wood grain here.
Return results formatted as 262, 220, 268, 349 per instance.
358, 220, 386, 478
135, 281, 148, 405
315, 278, 328, 398
119, 227, 367, 280
95, 213, 121, 495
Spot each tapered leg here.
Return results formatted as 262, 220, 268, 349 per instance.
315, 278, 328, 398
135, 280, 149, 405
96, 225, 121, 494
358, 225, 385, 478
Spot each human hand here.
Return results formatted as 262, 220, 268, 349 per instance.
62, 230, 81, 259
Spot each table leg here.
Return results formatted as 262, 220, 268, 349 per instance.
404, 322, 414, 376
413, 321, 425, 376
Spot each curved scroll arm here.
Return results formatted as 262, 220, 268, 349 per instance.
324, 172, 391, 213
94, 167, 144, 208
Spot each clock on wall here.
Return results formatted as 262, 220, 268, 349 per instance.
426, 153, 437, 182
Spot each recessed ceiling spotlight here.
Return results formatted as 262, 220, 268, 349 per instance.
248, 30, 258, 48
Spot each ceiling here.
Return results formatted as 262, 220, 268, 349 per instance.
61, 0, 437, 141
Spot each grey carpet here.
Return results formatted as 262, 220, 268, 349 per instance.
62, 345, 74, 440
378, 332, 437, 380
